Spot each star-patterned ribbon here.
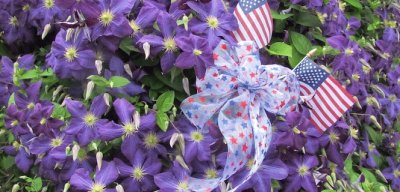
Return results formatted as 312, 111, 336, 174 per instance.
181, 40, 301, 191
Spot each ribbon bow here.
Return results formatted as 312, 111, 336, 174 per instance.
181, 40, 301, 191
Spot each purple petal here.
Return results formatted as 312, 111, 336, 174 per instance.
157, 12, 176, 38
121, 135, 140, 161
15, 148, 33, 173
114, 158, 133, 177
95, 161, 118, 185
326, 35, 348, 50
113, 98, 135, 123
70, 168, 93, 191
175, 52, 195, 69
65, 99, 87, 117
139, 112, 156, 130
90, 94, 108, 117
97, 122, 124, 141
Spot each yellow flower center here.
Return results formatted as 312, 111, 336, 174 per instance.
368, 143, 375, 151
44, 0, 55, 9
351, 74, 360, 81
99, 9, 114, 26
123, 122, 136, 134
83, 113, 97, 126
297, 165, 309, 176
316, 12, 327, 24
64, 47, 79, 62
329, 132, 340, 143
338, 1, 346, 11
40, 118, 47, 125
345, 48, 354, 55
129, 20, 140, 32
389, 95, 397, 103
394, 169, 400, 178
293, 126, 301, 134
27, 102, 35, 109
362, 65, 371, 74
349, 127, 358, 139
193, 49, 202, 56
177, 181, 189, 191
13, 141, 21, 150
51, 137, 63, 148
191, 131, 204, 142
206, 16, 219, 29
23, 4, 30, 11
90, 183, 105, 192
163, 37, 177, 52
132, 167, 146, 181
205, 169, 218, 179
144, 132, 159, 149
8, 16, 19, 26
11, 120, 19, 127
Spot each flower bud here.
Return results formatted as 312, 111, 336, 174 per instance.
116, 184, 125, 192
72, 144, 80, 161
182, 15, 189, 31
66, 28, 74, 41
170, 133, 180, 147
52, 85, 64, 101
103, 93, 111, 107
369, 115, 382, 130
176, 155, 189, 170
143, 42, 150, 59
134, 111, 140, 130
96, 151, 103, 170
11, 184, 20, 192
85, 81, 95, 100
42, 24, 51, 40
63, 183, 70, 192
182, 77, 190, 96
326, 175, 334, 187
123, 64, 133, 78
41, 186, 48, 192
95, 60, 103, 74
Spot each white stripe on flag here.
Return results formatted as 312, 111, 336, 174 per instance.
309, 111, 326, 131
313, 92, 338, 123
233, 8, 252, 44
248, 11, 267, 46
316, 85, 343, 117
320, 82, 347, 112
254, 8, 270, 44
308, 99, 333, 128
261, 4, 273, 42
232, 31, 243, 42
326, 77, 354, 106
236, 6, 263, 47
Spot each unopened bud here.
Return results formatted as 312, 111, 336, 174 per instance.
85, 81, 95, 100
176, 155, 189, 170
326, 175, 334, 187
369, 115, 382, 130
63, 183, 70, 192
42, 24, 51, 39
144, 104, 149, 114
52, 85, 64, 101
41, 186, 48, 192
103, 93, 111, 107
66, 28, 74, 41
72, 144, 80, 161
134, 111, 140, 130
143, 42, 150, 59
182, 77, 190, 96
182, 15, 189, 31
178, 133, 185, 155
170, 133, 180, 147
123, 64, 133, 78
95, 60, 103, 74
96, 152, 103, 170
11, 184, 20, 192
116, 184, 124, 192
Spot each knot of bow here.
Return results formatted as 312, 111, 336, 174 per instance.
181, 40, 301, 191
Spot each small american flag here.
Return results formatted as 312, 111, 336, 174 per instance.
293, 57, 356, 132
231, 0, 273, 49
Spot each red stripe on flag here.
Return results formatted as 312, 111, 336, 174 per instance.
315, 88, 341, 120
234, 8, 257, 45
253, 8, 269, 44
328, 76, 356, 104
240, 9, 265, 46
324, 77, 352, 108
319, 83, 346, 114
259, 4, 272, 42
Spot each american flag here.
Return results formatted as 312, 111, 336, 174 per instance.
231, 0, 273, 49
293, 57, 356, 132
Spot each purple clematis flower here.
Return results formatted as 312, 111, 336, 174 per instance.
114, 148, 161, 192
139, 11, 184, 72
327, 35, 363, 72
97, 98, 155, 141
70, 161, 118, 192
382, 157, 400, 190
187, 0, 238, 48
2, 136, 34, 173
65, 94, 115, 146
46, 29, 97, 80
154, 161, 191, 192
90, 0, 136, 41
284, 154, 319, 192
29, 0, 67, 34
175, 34, 213, 78
29, 103, 65, 135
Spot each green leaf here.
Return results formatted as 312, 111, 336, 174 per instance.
344, 0, 362, 9
0, 156, 15, 170
141, 76, 165, 90
290, 31, 313, 55
8, 93, 15, 106
87, 75, 109, 87
267, 42, 292, 57
271, 10, 293, 20
344, 156, 359, 182
119, 38, 139, 54
365, 125, 382, 144
361, 168, 377, 182
156, 91, 175, 112
31, 177, 42, 192
109, 76, 131, 88
156, 112, 169, 131
288, 48, 304, 68
294, 11, 322, 27
40, 68, 54, 77
51, 103, 70, 120
20, 69, 40, 79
